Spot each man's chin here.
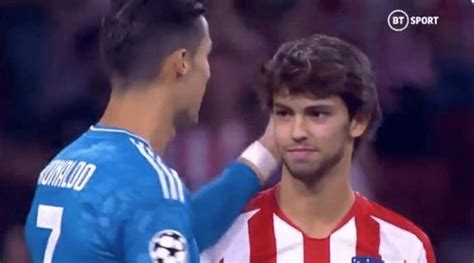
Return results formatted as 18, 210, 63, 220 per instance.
188, 114, 199, 127
192, 113, 200, 124
285, 163, 321, 181
286, 154, 343, 184
175, 111, 199, 129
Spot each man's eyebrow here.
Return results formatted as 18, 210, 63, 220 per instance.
273, 102, 292, 110
304, 104, 334, 111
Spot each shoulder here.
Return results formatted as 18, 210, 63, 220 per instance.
57, 133, 145, 171
364, 196, 430, 243
62, 133, 185, 203
358, 194, 435, 261
244, 187, 275, 212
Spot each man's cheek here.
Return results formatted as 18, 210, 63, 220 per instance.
273, 131, 287, 149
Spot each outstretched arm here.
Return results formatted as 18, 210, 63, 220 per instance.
191, 119, 280, 251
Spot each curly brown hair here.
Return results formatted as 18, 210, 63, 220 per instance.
260, 34, 382, 147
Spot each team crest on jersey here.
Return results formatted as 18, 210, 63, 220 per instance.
149, 230, 187, 263
351, 256, 384, 263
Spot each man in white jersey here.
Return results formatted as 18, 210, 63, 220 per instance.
201, 35, 436, 263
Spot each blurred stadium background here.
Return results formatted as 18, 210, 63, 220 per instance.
0, 0, 473, 262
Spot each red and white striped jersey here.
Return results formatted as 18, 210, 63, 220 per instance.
201, 187, 435, 263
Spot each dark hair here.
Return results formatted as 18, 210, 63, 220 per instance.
101, 0, 206, 85
260, 34, 382, 148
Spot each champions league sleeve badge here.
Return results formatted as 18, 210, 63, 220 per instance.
149, 230, 188, 263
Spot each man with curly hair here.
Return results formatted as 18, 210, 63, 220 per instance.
24, 1, 279, 262
201, 34, 436, 263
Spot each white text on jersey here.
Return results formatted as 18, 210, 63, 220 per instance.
37, 160, 96, 191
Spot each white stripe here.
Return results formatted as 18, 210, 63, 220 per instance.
373, 216, 426, 262
132, 138, 180, 202
201, 210, 258, 263
170, 170, 185, 203
130, 138, 170, 199
153, 154, 178, 201
90, 125, 151, 146
330, 217, 357, 262
273, 214, 304, 263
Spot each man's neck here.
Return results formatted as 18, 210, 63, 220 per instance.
99, 86, 176, 156
276, 152, 355, 238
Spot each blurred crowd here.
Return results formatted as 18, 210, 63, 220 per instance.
1, 0, 473, 262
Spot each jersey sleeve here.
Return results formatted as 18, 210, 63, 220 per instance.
121, 201, 192, 263
110, 183, 194, 263
191, 161, 260, 251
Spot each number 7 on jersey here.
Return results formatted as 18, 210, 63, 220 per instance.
36, 205, 63, 263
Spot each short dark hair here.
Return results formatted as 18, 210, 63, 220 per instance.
260, 34, 382, 148
101, 0, 206, 86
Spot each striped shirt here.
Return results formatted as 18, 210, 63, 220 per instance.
201, 187, 436, 263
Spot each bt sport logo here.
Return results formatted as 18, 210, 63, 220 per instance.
387, 9, 439, 32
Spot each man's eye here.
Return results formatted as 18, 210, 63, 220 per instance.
309, 111, 329, 118
275, 110, 290, 117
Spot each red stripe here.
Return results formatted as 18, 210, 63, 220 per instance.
355, 214, 381, 258
248, 209, 277, 263
304, 237, 329, 263
361, 194, 436, 263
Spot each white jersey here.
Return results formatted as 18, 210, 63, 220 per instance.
202, 187, 435, 263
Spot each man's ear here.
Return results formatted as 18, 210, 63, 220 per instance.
349, 113, 370, 139
155, 49, 190, 84
173, 49, 190, 78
